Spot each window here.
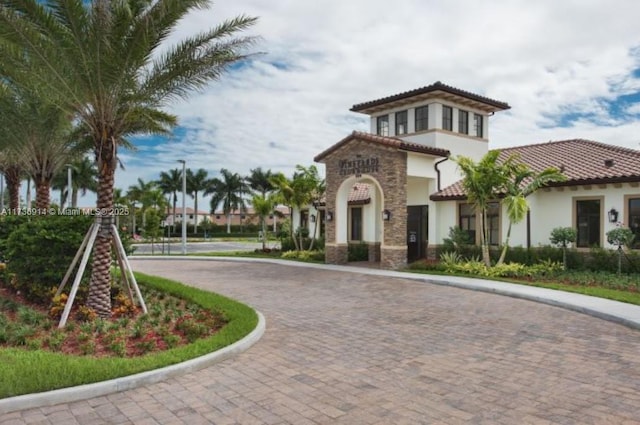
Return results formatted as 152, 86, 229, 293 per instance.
376, 115, 389, 136
415, 106, 429, 131
395, 110, 408, 135
459, 203, 476, 243
189, 214, 193, 219
300, 210, 309, 230
351, 207, 362, 241
442, 106, 453, 131
629, 197, 640, 249
216, 215, 220, 220
576, 199, 601, 247
458, 110, 469, 135
487, 202, 500, 246
474, 113, 483, 137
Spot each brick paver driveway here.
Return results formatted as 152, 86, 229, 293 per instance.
4, 259, 640, 425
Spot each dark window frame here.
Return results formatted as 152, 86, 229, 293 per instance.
442, 105, 453, 131
395, 110, 408, 135
350, 207, 363, 241
459, 203, 476, 243
474, 113, 483, 138
576, 199, 601, 248
458, 110, 469, 135
628, 197, 640, 249
376, 115, 389, 136
415, 106, 429, 132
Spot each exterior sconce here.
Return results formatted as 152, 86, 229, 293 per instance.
608, 208, 619, 223
310, 214, 316, 223
382, 209, 391, 221
326, 211, 333, 221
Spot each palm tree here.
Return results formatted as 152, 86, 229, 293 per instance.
186, 168, 209, 235
0, 0, 257, 317
496, 158, 566, 265
247, 167, 274, 197
252, 193, 275, 251
207, 169, 248, 234
51, 172, 69, 208
157, 168, 182, 234
69, 157, 98, 208
453, 151, 508, 267
128, 178, 156, 230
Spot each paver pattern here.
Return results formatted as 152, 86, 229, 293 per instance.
2, 259, 640, 425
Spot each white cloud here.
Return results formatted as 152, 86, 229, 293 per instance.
74, 0, 640, 208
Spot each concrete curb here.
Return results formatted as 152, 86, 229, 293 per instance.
133, 256, 640, 331
0, 311, 265, 415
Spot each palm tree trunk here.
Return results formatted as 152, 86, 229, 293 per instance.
172, 193, 177, 235
262, 216, 267, 251
497, 222, 512, 266
34, 177, 51, 210
5, 167, 21, 211
480, 208, 491, 267
194, 192, 199, 236
26, 178, 32, 209
87, 137, 116, 318
72, 187, 79, 208
226, 213, 231, 233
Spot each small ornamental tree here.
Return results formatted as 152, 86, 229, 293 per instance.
550, 227, 577, 270
606, 227, 635, 274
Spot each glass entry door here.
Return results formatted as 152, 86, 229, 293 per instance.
407, 205, 428, 263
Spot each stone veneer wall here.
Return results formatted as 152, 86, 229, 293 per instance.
321, 138, 408, 269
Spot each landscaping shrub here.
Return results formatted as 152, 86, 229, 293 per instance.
5, 215, 93, 303
348, 242, 369, 262
280, 250, 325, 262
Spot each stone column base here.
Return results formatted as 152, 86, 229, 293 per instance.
381, 245, 407, 269
325, 243, 348, 265
368, 242, 381, 262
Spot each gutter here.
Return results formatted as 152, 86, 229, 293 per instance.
434, 156, 450, 192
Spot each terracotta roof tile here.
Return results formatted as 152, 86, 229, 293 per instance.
350, 81, 510, 113
431, 139, 640, 201
314, 131, 449, 162
349, 183, 371, 204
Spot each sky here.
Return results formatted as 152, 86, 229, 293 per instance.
51, 0, 640, 210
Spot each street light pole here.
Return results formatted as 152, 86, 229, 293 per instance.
66, 165, 73, 209
178, 160, 187, 255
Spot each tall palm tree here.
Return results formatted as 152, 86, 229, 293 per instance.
128, 178, 156, 230
246, 167, 274, 197
453, 151, 509, 267
0, 0, 257, 317
186, 168, 209, 235
206, 169, 248, 234
69, 157, 98, 208
252, 193, 276, 251
157, 168, 182, 233
496, 158, 566, 265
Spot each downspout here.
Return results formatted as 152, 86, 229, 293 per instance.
526, 209, 531, 249
434, 156, 450, 192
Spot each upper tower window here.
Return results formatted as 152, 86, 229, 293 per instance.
376, 115, 389, 136
474, 113, 483, 137
458, 110, 469, 135
395, 110, 408, 135
442, 105, 453, 131
415, 106, 428, 132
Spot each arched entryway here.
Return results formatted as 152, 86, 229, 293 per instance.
334, 175, 384, 263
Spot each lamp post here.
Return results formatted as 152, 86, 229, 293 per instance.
66, 164, 73, 209
178, 160, 187, 255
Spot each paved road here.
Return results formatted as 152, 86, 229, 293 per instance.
131, 241, 266, 255
3, 259, 640, 424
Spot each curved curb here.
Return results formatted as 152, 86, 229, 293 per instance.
132, 256, 640, 331
0, 311, 265, 415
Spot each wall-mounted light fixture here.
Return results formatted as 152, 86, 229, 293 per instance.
326, 211, 333, 221
382, 209, 391, 221
310, 214, 316, 223
608, 208, 619, 223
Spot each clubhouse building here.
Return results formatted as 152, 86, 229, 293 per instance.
300, 82, 640, 269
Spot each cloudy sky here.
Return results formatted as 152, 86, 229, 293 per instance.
75, 0, 640, 209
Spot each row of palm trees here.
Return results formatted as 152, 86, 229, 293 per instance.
115, 165, 325, 253
0, 0, 258, 317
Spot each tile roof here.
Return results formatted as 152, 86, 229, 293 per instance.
314, 131, 449, 162
315, 183, 372, 206
431, 139, 640, 201
350, 81, 510, 113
